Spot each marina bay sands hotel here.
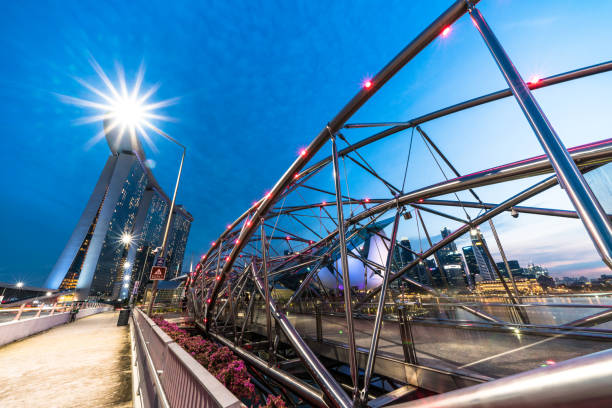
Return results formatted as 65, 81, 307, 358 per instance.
45, 126, 193, 301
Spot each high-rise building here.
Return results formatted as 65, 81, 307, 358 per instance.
45, 126, 193, 301
463, 228, 495, 281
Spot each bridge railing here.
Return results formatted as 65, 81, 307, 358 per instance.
0, 302, 112, 347
131, 307, 243, 408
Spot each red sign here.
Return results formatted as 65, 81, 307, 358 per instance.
150, 266, 167, 280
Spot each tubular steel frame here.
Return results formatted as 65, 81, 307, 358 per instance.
185, 2, 612, 407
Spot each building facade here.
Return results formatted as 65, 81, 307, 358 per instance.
45, 125, 193, 301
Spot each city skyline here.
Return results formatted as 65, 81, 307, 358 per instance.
1, 1, 611, 286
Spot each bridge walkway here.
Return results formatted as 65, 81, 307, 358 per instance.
0, 311, 131, 408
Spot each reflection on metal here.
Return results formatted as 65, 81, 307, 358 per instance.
184, 3, 612, 407
395, 348, 612, 408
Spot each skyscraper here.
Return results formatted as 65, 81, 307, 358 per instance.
463, 228, 495, 280
45, 126, 193, 300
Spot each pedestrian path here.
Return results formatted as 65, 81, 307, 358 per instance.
0, 311, 132, 408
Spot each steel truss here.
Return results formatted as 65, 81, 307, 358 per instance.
185, 1, 612, 407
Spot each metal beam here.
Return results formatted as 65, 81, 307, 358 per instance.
394, 348, 612, 408
251, 266, 352, 408
469, 5, 612, 268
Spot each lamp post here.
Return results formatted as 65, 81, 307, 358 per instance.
147, 132, 186, 316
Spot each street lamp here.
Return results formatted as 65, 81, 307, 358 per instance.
121, 233, 133, 245
147, 134, 186, 316
65, 61, 185, 314
16, 282, 24, 289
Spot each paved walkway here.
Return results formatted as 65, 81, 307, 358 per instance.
0, 311, 132, 408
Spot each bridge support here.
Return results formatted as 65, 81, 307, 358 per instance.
469, 4, 612, 269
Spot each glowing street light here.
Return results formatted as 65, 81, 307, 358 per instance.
120, 233, 133, 245
16, 282, 24, 289
123, 262, 131, 269
59, 58, 178, 151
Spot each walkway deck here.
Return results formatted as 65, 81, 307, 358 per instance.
0, 311, 132, 408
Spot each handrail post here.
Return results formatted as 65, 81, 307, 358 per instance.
13, 303, 26, 321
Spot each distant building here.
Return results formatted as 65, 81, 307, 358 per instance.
476, 278, 544, 295
45, 124, 193, 301
461, 228, 495, 281
496, 260, 523, 279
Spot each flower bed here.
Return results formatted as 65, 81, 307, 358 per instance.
153, 317, 285, 408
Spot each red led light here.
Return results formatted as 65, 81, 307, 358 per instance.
294, 173, 299, 179
321, 201, 327, 206
235, 239, 240, 244
211, 242, 216, 246
364, 80, 372, 89
265, 192, 272, 199
441, 26, 451, 37
286, 236, 291, 240
309, 240, 314, 244
247, 220, 252, 227
225, 256, 230, 262
206, 298, 211, 303
528, 75, 541, 84
216, 276, 220, 281
364, 197, 370, 203
545, 360, 556, 365
299, 149, 307, 157
418, 198, 424, 203
226, 225, 231, 229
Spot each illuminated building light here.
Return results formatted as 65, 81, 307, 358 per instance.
441, 26, 451, 37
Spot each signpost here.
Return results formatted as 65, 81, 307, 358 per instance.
150, 266, 167, 281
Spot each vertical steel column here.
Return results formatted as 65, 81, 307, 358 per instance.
361, 210, 401, 402
261, 220, 274, 361
488, 219, 521, 299
469, 5, 612, 268
315, 303, 323, 342
331, 133, 359, 398
239, 290, 256, 345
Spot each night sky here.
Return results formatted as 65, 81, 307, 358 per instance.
1, 1, 611, 287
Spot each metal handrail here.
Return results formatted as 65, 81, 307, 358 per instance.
394, 348, 612, 408
132, 310, 171, 408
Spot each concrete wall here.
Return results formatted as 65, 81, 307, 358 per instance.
0, 307, 112, 347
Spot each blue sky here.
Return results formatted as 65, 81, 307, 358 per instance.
0, 1, 610, 287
